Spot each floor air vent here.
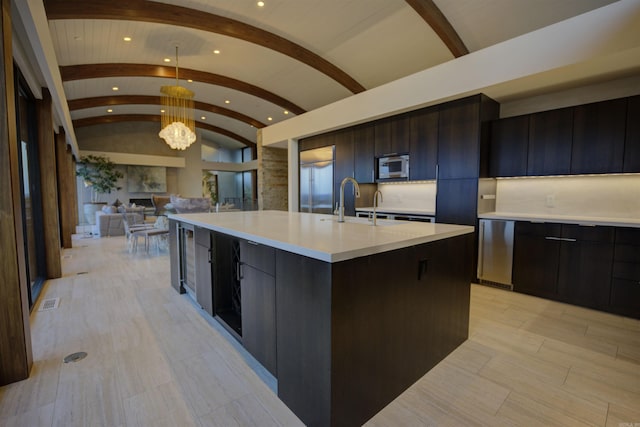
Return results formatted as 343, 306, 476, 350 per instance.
39, 297, 60, 311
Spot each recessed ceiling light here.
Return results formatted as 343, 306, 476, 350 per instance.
257, 1, 265, 7
160, 109, 165, 113
112, 86, 119, 91
201, 116, 206, 120
163, 58, 171, 63
187, 79, 193, 83
123, 36, 132, 42
267, 117, 273, 121
224, 100, 230, 104
284, 110, 289, 115
213, 49, 221, 55
107, 108, 113, 113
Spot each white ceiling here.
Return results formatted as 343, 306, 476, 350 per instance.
17, 0, 629, 151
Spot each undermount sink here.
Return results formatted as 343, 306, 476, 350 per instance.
319, 217, 399, 227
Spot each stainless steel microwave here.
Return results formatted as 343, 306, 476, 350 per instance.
378, 154, 409, 180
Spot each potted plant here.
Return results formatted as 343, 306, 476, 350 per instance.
76, 155, 123, 224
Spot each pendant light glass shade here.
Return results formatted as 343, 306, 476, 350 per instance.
159, 47, 196, 150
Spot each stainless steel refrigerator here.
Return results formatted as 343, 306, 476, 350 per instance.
300, 146, 334, 214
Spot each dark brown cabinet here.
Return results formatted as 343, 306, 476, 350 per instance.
513, 222, 562, 299
299, 132, 333, 151
556, 225, 614, 310
610, 227, 640, 318
240, 240, 277, 375
489, 115, 529, 177
409, 107, 438, 180
624, 95, 640, 172
353, 122, 375, 183
571, 98, 627, 174
513, 222, 614, 311
195, 227, 213, 316
527, 107, 573, 176
435, 178, 478, 226
333, 129, 356, 217
390, 113, 411, 155
437, 97, 482, 180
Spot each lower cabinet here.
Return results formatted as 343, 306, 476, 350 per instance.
556, 225, 614, 310
194, 227, 213, 315
610, 228, 640, 318
512, 221, 640, 319
240, 240, 277, 376
512, 222, 561, 299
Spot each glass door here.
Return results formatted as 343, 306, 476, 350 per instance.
15, 69, 46, 309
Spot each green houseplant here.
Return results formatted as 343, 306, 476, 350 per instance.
76, 155, 123, 224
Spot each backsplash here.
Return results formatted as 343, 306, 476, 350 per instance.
377, 181, 436, 211
495, 174, 640, 219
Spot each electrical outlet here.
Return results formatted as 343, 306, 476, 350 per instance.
546, 195, 555, 208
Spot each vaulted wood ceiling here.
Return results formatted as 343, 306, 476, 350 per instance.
42, 0, 618, 149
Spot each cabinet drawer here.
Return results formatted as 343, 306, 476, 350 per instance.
515, 221, 561, 238
615, 227, 640, 245
612, 261, 640, 281
241, 240, 276, 275
614, 244, 640, 264
561, 225, 614, 243
609, 278, 640, 318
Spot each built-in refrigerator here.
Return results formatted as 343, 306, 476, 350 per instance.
300, 146, 334, 214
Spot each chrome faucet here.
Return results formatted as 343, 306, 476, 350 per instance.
372, 190, 383, 226
338, 177, 360, 222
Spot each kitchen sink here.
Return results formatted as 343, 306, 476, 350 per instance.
319, 217, 400, 227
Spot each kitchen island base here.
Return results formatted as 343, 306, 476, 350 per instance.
276, 233, 473, 426
169, 212, 474, 427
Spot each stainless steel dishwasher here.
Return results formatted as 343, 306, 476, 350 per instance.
477, 219, 514, 289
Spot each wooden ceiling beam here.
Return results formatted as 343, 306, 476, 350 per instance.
68, 95, 266, 129
44, 0, 366, 94
60, 63, 305, 116
405, 0, 468, 57
73, 114, 256, 149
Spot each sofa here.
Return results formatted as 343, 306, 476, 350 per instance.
93, 206, 146, 237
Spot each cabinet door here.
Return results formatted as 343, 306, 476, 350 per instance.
241, 264, 277, 375
390, 113, 411, 154
299, 132, 334, 151
334, 130, 356, 217
512, 222, 561, 299
195, 241, 213, 315
571, 98, 626, 174
489, 115, 529, 177
437, 98, 481, 179
527, 107, 573, 176
353, 123, 375, 183
374, 118, 392, 157
624, 95, 640, 173
435, 178, 477, 226
557, 225, 614, 310
410, 107, 438, 180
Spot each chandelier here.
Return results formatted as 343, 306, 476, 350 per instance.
159, 46, 196, 150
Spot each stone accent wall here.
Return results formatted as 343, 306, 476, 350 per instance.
257, 130, 288, 211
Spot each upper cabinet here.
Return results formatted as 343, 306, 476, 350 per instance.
571, 98, 626, 174
527, 107, 573, 176
409, 107, 439, 180
437, 98, 482, 180
489, 115, 529, 177
487, 95, 639, 178
624, 95, 640, 173
353, 122, 376, 183
374, 116, 410, 157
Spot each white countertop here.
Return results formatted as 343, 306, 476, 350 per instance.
355, 207, 435, 216
479, 212, 640, 228
170, 210, 472, 263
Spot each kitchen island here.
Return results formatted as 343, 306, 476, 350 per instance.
169, 211, 474, 427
